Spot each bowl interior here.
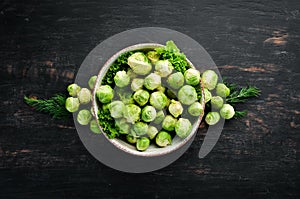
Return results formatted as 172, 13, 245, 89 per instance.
92, 43, 205, 157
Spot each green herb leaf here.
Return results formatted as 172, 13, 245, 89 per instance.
234, 110, 247, 118
226, 86, 260, 104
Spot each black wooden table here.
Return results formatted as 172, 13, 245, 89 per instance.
1, 0, 299, 198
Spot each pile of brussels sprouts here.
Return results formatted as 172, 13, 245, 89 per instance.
95, 50, 206, 151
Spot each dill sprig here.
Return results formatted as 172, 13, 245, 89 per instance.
24, 94, 70, 120
226, 86, 260, 104
234, 110, 248, 118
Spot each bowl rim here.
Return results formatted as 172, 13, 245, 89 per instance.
92, 43, 205, 157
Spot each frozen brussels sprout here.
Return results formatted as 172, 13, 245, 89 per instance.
96, 85, 114, 103
77, 109, 92, 125
146, 51, 160, 64
115, 118, 130, 134
162, 115, 177, 131
144, 73, 161, 90
90, 119, 101, 134
157, 85, 166, 93
203, 88, 212, 103
147, 126, 159, 139
188, 102, 204, 116
114, 71, 130, 88
201, 70, 218, 90
155, 60, 173, 77
117, 91, 135, 105
175, 118, 192, 138
88, 76, 97, 89
211, 96, 224, 109
205, 112, 220, 125
127, 52, 152, 75
184, 68, 201, 86
141, 106, 157, 122
131, 78, 144, 91
67, 83, 81, 97
77, 88, 91, 104
136, 137, 150, 151
65, 97, 80, 113
126, 134, 137, 144
127, 69, 137, 79
178, 85, 198, 105
168, 100, 183, 118
149, 91, 168, 110
167, 72, 185, 89
153, 110, 165, 124
109, 101, 125, 118
156, 131, 172, 147
220, 104, 235, 119
216, 83, 230, 97
133, 89, 150, 106
132, 122, 148, 136
123, 104, 141, 124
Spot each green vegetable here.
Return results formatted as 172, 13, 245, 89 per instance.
175, 118, 192, 138
136, 137, 150, 151
97, 106, 120, 139
162, 115, 177, 131
115, 118, 130, 134
156, 131, 172, 147
210, 96, 224, 109
168, 100, 183, 118
116, 89, 134, 105
147, 126, 159, 139
203, 88, 212, 103
114, 70, 130, 88
167, 72, 185, 89
127, 52, 152, 75
132, 122, 148, 137
205, 112, 220, 125
65, 97, 80, 113
90, 119, 101, 134
109, 101, 125, 118
96, 85, 114, 104
153, 110, 165, 124
149, 91, 168, 110
133, 89, 150, 106
141, 106, 157, 122
234, 110, 247, 119
88, 76, 97, 89
201, 70, 218, 90
77, 88, 91, 104
226, 85, 260, 104
155, 60, 173, 77
77, 109, 92, 125
146, 51, 160, 64
220, 104, 235, 119
67, 84, 81, 97
188, 102, 203, 116
178, 85, 198, 105
24, 94, 70, 120
126, 134, 137, 144
131, 78, 144, 91
216, 83, 230, 97
184, 69, 200, 86
123, 104, 141, 124
144, 73, 161, 90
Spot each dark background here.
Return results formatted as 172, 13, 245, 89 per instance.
0, 0, 299, 198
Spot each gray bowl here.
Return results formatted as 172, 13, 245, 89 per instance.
92, 43, 205, 157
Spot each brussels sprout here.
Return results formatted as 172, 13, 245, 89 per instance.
88, 76, 97, 89
184, 69, 201, 86
127, 69, 137, 79
153, 110, 165, 124
141, 106, 157, 122
127, 52, 152, 75
220, 104, 235, 119
211, 96, 224, 109
65, 97, 80, 112
117, 90, 135, 104
146, 51, 160, 64
205, 112, 220, 125
109, 101, 125, 118
102, 103, 111, 112
131, 78, 144, 91
216, 83, 230, 97
133, 122, 148, 136
150, 91, 168, 110
156, 85, 166, 93
175, 118, 192, 138
162, 115, 177, 131
136, 137, 150, 151
147, 126, 158, 139
144, 73, 161, 90
90, 119, 101, 134
123, 104, 141, 124
77, 109, 92, 125
156, 131, 172, 147
188, 102, 204, 116
155, 60, 173, 77
126, 134, 137, 144
167, 72, 185, 89
201, 70, 218, 90
115, 118, 130, 134
168, 100, 183, 118
133, 89, 150, 106
77, 88, 91, 104
67, 83, 81, 97
166, 88, 177, 99
114, 71, 130, 88
96, 85, 114, 103
204, 88, 212, 103
178, 85, 198, 105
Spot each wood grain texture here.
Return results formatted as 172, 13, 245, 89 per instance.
0, 0, 299, 198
